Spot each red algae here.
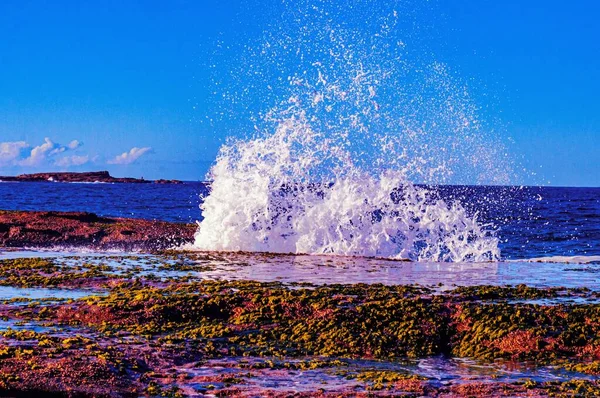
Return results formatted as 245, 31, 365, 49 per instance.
492, 330, 543, 357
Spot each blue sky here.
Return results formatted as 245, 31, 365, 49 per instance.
0, 0, 598, 186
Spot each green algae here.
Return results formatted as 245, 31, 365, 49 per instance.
57, 280, 444, 359
451, 301, 600, 361
145, 382, 184, 398
452, 283, 592, 301
2, 255, 600, 396
520, 379, 600, 397
560, 360, 600, 375
353, 370, 425, 391
20, 278, 600, 366
0, 257, 122, 288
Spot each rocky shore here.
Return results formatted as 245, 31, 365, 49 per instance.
0, 210, 196, 250
0, 253, 599, 397
0, 171, 183, 184
1, 213, 599, 397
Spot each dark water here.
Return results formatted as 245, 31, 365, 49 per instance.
431, 185, 600, 259
0, 182, 598, 260
0, 181, 207, 224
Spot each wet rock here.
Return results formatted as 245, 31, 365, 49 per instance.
0, 210, 196, 250
2, 256, 600, 397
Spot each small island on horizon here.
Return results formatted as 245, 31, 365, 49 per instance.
0, 171, 183, 184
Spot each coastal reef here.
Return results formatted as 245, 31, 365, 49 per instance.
0, 211, 195, 250
0, 254, 599, 396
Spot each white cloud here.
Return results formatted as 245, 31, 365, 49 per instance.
54, 155, 90, 167
19, 137, 57, 166
49, 147, 67, 156
68, 140, 82, 150
0, 141, 28, 165
0, 137, 87, 169
107, 147, 152, 165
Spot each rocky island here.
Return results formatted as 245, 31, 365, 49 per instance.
0, 171, 183, 184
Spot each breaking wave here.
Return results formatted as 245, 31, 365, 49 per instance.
193, 1, 511, 261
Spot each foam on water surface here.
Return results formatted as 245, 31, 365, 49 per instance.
522, 255, 600, 264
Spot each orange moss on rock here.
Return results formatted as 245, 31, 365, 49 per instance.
492, 330, 543, 357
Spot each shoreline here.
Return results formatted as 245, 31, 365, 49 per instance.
0, 253, 599, 396
0, 210, 196, 251
1, 212, 600, 396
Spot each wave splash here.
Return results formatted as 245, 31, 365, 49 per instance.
194, 2, 506, 261
195, 114, 499, 261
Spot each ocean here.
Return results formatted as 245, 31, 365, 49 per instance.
1, 181, 598, 261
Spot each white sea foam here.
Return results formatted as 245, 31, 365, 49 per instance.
193, 2, 511, 262
520, 256, 600, 264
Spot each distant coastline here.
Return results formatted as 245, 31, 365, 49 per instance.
0, 171, 183, 184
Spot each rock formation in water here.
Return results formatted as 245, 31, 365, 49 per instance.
0, 210, 195, 250
0, 171, 183, 184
